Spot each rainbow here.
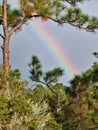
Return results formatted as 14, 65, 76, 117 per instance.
29, 19, 79, 79
10, 1, 80, 83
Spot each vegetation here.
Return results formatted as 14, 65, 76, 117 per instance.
0, 0, 98, 129
0, 55, 98, 129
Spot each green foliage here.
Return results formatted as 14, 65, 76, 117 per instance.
28, 55, 98, 129
29, 55, 43, 82
19, 0, 98, 32
0, 68, 62, 130
93, 52, 98, 59
0, 94, 10, 124
66, 61, 98, 129
0, 68, 7, 88
1, 56, 98, 129
7, 8, 23, 27
0, 0, 98, 31
44, 68, 64, 83
29, 55, 64, 84
0, 4, 22, 27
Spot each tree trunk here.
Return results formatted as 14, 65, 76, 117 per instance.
2, 35, 10, 75
1, 35, 10, 87
56, 93, 61, 113
2, 0, 10, 75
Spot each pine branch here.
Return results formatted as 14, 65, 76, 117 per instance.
0, 33, 5, 39
48, 16, 98, 32
60, 0, 91, 6
9, 14, 44, 36
31, 14, 97, 32
9, 10, 98, 36
9, 15, 32, 36
36, 79, 58, 97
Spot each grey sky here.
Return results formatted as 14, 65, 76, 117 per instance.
0, 1, 98, 85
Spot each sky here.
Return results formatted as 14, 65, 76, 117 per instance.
0, 0, 98, 86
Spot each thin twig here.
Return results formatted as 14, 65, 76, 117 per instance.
0, 33, 5, 39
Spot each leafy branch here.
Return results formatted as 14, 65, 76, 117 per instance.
29, 55, 64, 97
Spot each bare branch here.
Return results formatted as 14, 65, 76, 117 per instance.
0, 45, 4, 50
0, 33, 5, 39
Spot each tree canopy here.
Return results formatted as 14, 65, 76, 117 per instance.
0, 0, 98, 32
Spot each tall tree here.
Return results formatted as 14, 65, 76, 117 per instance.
0, 0, 98, 79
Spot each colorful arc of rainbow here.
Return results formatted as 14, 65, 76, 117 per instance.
29, 20, 79, 79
